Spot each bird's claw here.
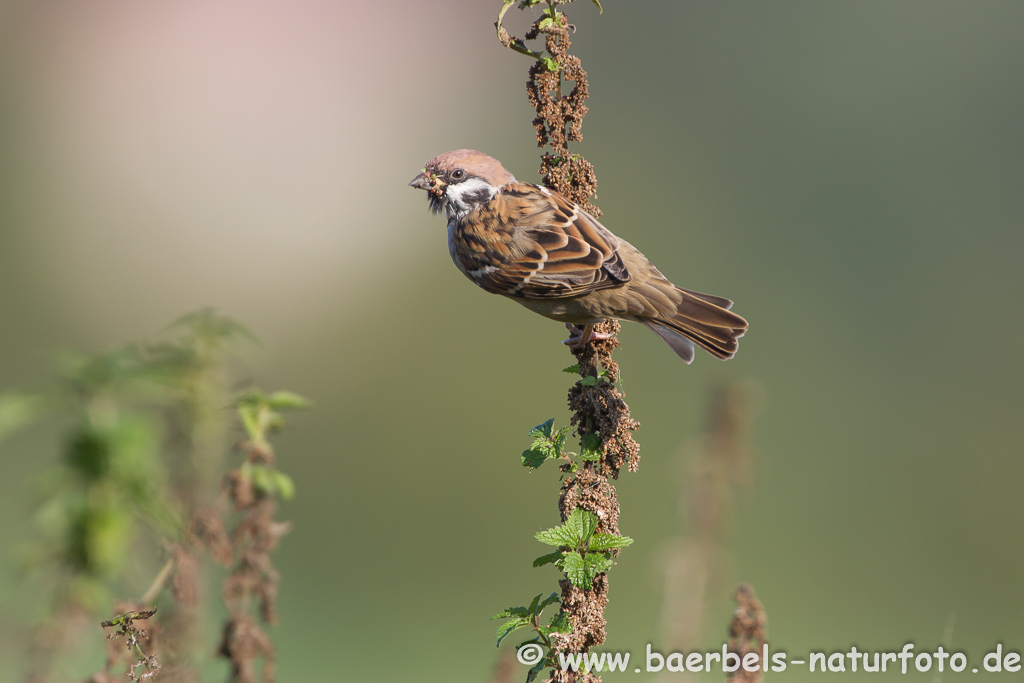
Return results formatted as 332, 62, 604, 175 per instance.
562, 323, 613, 349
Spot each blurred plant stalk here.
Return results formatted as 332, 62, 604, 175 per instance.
654, 382, 764, 683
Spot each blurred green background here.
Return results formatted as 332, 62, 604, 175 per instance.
1, 0, 1022, 680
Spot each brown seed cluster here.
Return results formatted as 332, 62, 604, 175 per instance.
525, 13, 601, 217
567, 321, 641, 478
726, 584, 768, 683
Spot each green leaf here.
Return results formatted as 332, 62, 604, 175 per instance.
561, 552, 587, 587
535, 526, 576, 547
521, 447, 549, 469
533, 551, 563, 567
584, 553, 614, 584
495, 617, 530, 647
492, 605, 531, 620
528, 593, 543, 616
250, 464, 273, 494
588, 533, 633, 552
265, 391, 311, 410
237, 403, 261, 441
539, 592, 560, 611
272, 470, 295, 500
579, 432, 602, 461
548, 610, 571, 634
529, 419, 554, 439
562, 365, 580, 374
541, 56, 559, 72
564, 508, 598, 547
525, 659, 547, 683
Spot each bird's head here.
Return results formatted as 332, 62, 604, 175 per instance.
409, 149, 516, 218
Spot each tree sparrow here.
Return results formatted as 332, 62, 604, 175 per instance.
410, 149, 747, 363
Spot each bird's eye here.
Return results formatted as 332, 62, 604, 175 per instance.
451, 169, 465, 180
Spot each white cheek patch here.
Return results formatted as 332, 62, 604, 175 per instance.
446, 178, 496, 213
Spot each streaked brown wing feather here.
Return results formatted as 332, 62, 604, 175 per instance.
454, 183, 631, 299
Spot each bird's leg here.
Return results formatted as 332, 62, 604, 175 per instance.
562, 323, 614, 349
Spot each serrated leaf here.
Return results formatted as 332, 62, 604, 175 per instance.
579, 432, 602, 461
495, 617, 530, 647
529, 419, 554, 439
265, 390, 311, 410
553, 425, 572, 445
584, 552, 614, 585
492, 605, 531, 620
561, 552, 587, 587
548, 610, 571, 634
541, 56, 559, 72
525, 659, 546, 683
579, 375, 599, 386
528, 593, 543, 616
538, 16, 554, 29
521, 447, 549, 469
539, 592, 560, 611
564, 508, 598, 547
533, 551, 563, 568
587, 533, 633, 551
535, 526, 576, 547
562, 365, 580, 374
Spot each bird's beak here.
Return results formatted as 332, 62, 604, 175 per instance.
409, 172, 431, 191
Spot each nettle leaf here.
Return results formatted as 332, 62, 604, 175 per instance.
579, 432, 602, 461
562, 364, 580, 375
588, 533, 633, 552
535, 525, 576, 547
564, 508, 599, 547
553, 424, 571, 443
495, 617, 530, 647
528, 593, 543, 616
584, 553, 614, 584
529, 419, 554, 439
521, 447, 550, 469
548, 610, 571, 634
526, 659, 547, 683
561, 552, 587, 587
539, 592, 560, 611
579, 375, 599, 387
265, 390, 311, 410
533, 551, 563, 568
237, 403, 260, 440
492, 605, 531, 620
541, 56, 559, 72
271, 470, 295, 500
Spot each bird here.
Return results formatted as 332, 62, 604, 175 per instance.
409, 149, 747, 363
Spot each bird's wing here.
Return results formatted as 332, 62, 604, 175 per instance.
456, 183, 632, 299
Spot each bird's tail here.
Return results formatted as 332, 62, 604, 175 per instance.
641, 286, 748, 363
